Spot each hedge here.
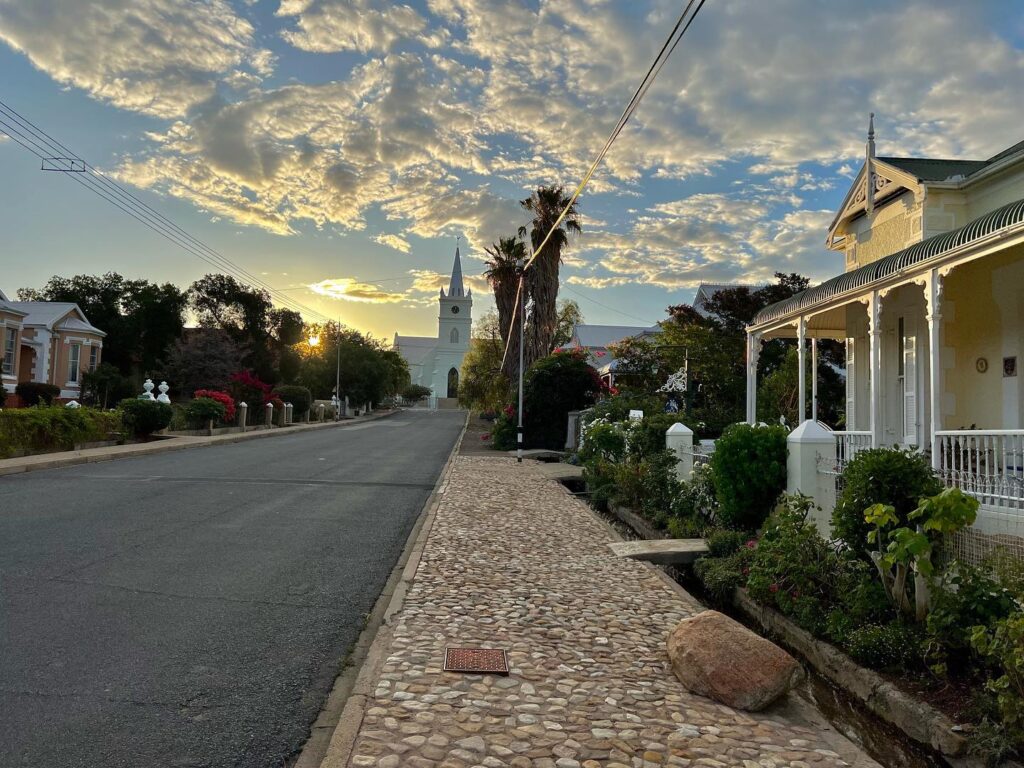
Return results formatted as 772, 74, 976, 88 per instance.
273, 385, 312, 417
118, 398, 173, 437
0, 406, 122, 458
15, 382, 61, 406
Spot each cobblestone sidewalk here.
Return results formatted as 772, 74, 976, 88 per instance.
339, 456, 878, 768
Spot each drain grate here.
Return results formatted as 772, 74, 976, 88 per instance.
443, 647, 509, 675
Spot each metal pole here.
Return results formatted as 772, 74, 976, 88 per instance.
811, 337, 818, 422
516, 262, 525, 464
335, 318, 341, 421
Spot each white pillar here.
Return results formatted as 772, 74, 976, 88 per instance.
746, 332, 762, 424
238, 401, 248, 432
925, 270, 943, 469
265, 402, 274, 427
868, 291, 882, 448
797, 316, 807, 422
665, 422, 694, 482
787, 419, 837, 536
811, 337, 818, 422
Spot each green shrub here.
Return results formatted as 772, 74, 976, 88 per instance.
694, 548, 754, 604
988, 550, 1024, 601
402, 384, 432, 401
845, 622, 922, 669
0, 406, 122, 457
80, 363, 134, 409
709, 422, 787, 529
273, 384, 312, 416
15, 382, 61, 406
522, 350, 604, 449
706, 529, 749, 557
185, 397, 226, 426
118, 398, 173, 437
490, 411, 517, 450
833, 448, 942, 558
667, 515, 705, 539
628, 413, 687, 459
578, 420, 626, 464
926, 563, 1018, 675
582, 457, 617, 509
636, 451, 681, 524
971, 612, 1024, 752
583, 393, 661, 425
670, 463, 717, 522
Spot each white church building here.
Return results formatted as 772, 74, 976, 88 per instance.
394, 247, 472, 400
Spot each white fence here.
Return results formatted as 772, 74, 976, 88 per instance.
936, 430, 1024, 512
833, 430, 872, 469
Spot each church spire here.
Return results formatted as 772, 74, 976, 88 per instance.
448, 241, 465, 298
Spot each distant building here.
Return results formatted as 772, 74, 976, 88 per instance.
394, 247, 472, 399
0, 288, 106, 401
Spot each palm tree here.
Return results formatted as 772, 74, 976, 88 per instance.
484, 236, 527, 382
519, 185, 581, 366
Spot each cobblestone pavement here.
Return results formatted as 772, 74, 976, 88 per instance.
343, 457, 878, 768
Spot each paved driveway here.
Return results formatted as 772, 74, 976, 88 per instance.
0, 409, 465, 768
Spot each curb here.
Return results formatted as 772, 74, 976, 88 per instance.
293, 411, 469, 768
0, 409, 400, 478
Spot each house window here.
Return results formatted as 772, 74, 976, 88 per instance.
68, 343, 81, 383
2, 328, 15, 375
89, 346, 98, 371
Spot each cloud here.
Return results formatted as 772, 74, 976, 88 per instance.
308, 278, 407, 303
373, 233, 412, 253
0, 0, 273, 118
279, 0, 441, 53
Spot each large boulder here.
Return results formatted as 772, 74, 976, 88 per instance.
667, 610, 804, 711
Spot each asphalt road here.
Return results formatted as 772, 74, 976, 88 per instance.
0, 409, 465, 768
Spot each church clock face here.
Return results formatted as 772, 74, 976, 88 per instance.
450, 306, 460, 314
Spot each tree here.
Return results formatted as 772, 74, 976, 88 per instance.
519, 186, 581, 367
18, 272, 186, 379
484, 236, 527, 382
294, 322, 408, 406
162, 329, 246, 397
459, 311, 513, 413
552, 299, 583, 349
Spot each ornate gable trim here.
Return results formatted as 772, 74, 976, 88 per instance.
826, 160, 919, 249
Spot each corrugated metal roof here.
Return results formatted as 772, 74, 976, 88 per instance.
753, 196, 1024, 326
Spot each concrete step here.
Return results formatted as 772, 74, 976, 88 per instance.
535, 463, 585, 481
608, 538, 709, 565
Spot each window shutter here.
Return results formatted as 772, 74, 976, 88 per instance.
903, 332, 918, 446
845, 338, 856, 429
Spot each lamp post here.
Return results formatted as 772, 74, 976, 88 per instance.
334, 318, 342, 420
516, 258, 525, 464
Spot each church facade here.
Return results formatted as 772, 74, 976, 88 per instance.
394, 247, 472, 399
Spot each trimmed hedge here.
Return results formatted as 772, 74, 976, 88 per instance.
15, 382, 61, 406
273, 385, 312, 417
0, 406, 122, 458
118, 398, 173, 437
186, 397, 226, 426
709, 422, 788, 529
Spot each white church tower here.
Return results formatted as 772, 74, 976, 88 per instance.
393, 245, 473, 400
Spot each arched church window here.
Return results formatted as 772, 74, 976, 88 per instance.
450, 327, 459, 344
447, 367, 459, 398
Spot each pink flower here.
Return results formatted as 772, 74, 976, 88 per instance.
769, 583, 779, 594
745, 540, 757, 549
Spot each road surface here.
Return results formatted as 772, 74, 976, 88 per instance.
0, 410, 465, 767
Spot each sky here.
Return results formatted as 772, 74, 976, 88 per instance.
1, 0, 1022, 339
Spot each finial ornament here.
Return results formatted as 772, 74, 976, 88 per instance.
868, 112, 875, 142
865, 112, 876, 215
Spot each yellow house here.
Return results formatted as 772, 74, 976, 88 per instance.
747, 117, 1024, 539
0, 288, 106, 402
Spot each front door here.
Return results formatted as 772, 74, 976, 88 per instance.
446, 367, 459, 399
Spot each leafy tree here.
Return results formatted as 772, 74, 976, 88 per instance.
522, 348, 605, 449
402, 384, 432, 402
295, 322, 408, 406
552, 299, 583, 349
80, 363, 135, 409
18, 272, 186, 379
459, 311, 513, 413
519, 186, 581, 367
161, 329, 246, 397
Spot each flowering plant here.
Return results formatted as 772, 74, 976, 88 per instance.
229, 370, 273, 405
193, 389, 236, 422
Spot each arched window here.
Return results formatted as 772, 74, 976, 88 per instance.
447, 367, 459, 398
450, 327, 459, 344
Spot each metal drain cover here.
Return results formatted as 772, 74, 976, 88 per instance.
443, 647, 509, 675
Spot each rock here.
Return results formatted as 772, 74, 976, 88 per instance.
666, 610, 804, 711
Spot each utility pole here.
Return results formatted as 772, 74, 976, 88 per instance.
335, 318, 342, 421
516, 259, 525, 464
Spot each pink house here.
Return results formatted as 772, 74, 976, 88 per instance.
0, 288, 106, 402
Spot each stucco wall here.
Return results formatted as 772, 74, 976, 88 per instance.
848, 190, 919, 269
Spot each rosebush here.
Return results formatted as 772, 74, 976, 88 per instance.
118, 398, 173, 437
193, 389, 236, 422
709, 422, 787, 529
833, 448, 942, 558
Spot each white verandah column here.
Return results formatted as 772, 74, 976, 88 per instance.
746, 332, 762, 424
797, 316, 807, 422
868, 290, 882, 448
924, 269, 943, 469
811, 337, 818, 422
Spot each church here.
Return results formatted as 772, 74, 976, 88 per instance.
394, 246, 472, 400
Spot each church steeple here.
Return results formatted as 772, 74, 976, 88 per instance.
447, 243, 468, 298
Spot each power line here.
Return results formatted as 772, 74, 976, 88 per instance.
561, 284, 659, 326
499, 0, 709, 372
0, 101, 331, 322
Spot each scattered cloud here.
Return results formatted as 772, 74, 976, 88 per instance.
278, 0, 441, 53
373, 232, 412, 253
308, 278, 407, 303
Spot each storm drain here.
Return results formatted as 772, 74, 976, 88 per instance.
443, 647, 509, 676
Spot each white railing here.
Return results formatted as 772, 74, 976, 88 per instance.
833, 430, 873, 468
936, 430, 1024, 511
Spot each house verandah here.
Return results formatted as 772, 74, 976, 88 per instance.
746, 199, 1024, 542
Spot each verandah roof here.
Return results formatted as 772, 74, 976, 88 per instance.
752, 196, 1024, 327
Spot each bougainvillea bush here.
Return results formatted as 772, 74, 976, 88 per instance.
521, 349, 607, 449
193, 389, 236, 422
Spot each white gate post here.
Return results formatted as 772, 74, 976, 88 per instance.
285, 402, 292, 424
238, 402, 248, 432
666, 422, 694, 482
265, 402, 274, 427
787, 419, 837, 536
